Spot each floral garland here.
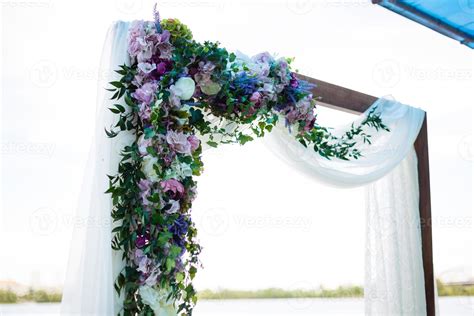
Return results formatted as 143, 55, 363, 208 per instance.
106, 9, 388, 316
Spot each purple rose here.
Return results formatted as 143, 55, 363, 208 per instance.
161, 179, 185, 198
166, 130, 192, 155
187, 135, 200, 152
132, 82, 157, 105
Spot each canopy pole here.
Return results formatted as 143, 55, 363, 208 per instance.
297, 74, 435, 316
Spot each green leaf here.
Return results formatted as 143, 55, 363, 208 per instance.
110, 81, 123, 88
238, 134, 253, 145
176, 272, 185, 283
206, 141, 218, 148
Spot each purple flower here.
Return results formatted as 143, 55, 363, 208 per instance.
166, 130, 192, 155
138, 179, 153, 205
138, 103, 152, 122
134, 249, 152, 274
155, 61, 168, 75
250, 91, 262, 105
160, 179, 185, 198
169, 215, 189, 248
187, 135, 200, 152
290, 72, 299, 88
128, 20, 146, 57
132, 82, 158, 105
136, 231, 150, 249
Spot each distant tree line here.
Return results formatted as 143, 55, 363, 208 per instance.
0, 280, 473, 303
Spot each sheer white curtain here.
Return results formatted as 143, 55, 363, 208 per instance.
61, 21, 434, 315
61, 21, 131, 315
264, 99, 430, 315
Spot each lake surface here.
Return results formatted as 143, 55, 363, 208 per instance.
1, 297, 472, 315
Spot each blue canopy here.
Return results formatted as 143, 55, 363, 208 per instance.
374, 0, 474, 48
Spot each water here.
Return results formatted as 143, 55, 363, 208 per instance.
1, 297, 472, 315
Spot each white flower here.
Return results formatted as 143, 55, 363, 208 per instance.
165, 200, 180, 214
164, 160, 193, 180
141, 156, 160, 182
171, 77, 195, 100
139, 286, 177, 316
138, 62, 157, 74
200, 81, 221, 95
138, 134, 152, 156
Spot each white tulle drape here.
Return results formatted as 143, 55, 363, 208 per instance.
61, 21, 435, 315
264, 99, 430, 315
61, 21, 131, 315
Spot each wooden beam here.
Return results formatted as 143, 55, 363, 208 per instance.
296, 74, 377, 113
414, 116, 435, 316
298, 73, 435, 316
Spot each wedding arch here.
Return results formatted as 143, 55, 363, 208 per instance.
60, 12, 435, 316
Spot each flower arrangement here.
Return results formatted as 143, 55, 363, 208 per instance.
106, 8, 388, 316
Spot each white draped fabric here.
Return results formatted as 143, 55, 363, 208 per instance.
61, 21, 132, 315
61, 21, 434, 315
264, 99, 428, 315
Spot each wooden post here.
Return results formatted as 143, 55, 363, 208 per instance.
414, 116, 435, 316
297, 74, 435, 315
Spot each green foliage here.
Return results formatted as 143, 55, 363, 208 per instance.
161, 18, 193, 42
0, 289, 17, 303
437, 279, 474, 296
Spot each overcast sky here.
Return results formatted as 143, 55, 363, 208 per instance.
1, 0, 472, 290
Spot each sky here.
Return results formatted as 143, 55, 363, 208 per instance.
0, 0, 473, 291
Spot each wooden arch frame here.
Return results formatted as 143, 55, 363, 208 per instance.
297, 74, 435, 316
